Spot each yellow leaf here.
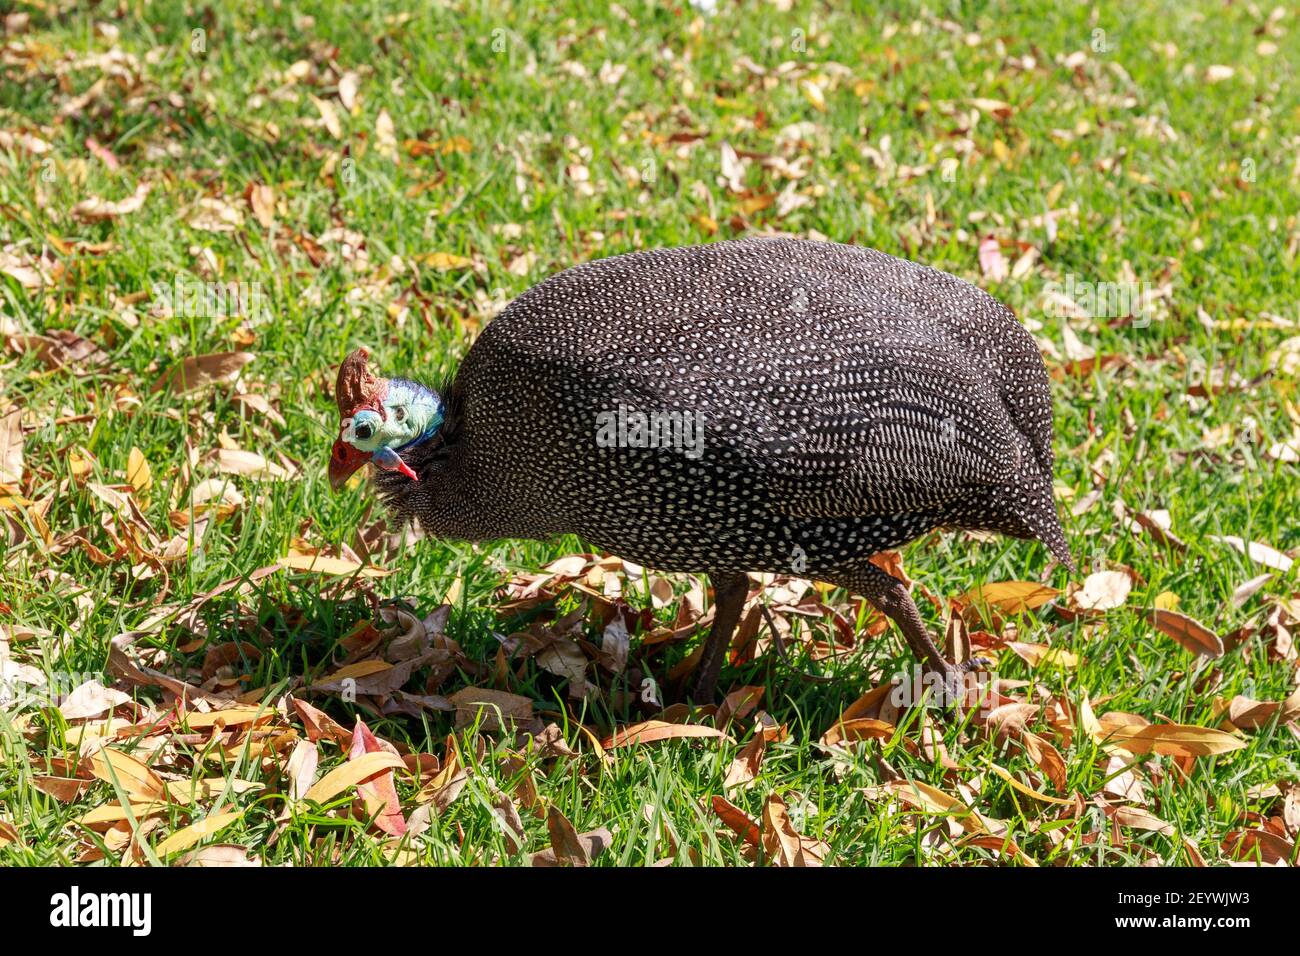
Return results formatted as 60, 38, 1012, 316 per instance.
278, 550, 390, 578
180, 706, 275, 729
417, 252, 474, 271
302, 751, 405, 805
90, 746, 170, 803
320, 660, 393, 682
126, 447, 152, 494
1104, 723, 1247, 757
887, 779, 985, 833
986, 762, 1075, 805
77, 802, 170, 826
1007, 642, 1078, 668
155, 811, 243, 857
443, 575, 463, 606
800, 80, 827, 112
959, 581, 1060, 613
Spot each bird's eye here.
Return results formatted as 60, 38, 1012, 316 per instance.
353, 421, 374, 441
393, 406, 406, 422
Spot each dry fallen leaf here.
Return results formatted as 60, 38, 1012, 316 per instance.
125, 447, 152, 495
0, 408, 23, 489
1073, 570, 1131, 611
820, 717, 896, 747
959, 581, 1060, 613
152, 352, 255, 394
542, 805, 590, 866
348, 717, 406, 837
285, 739, 319, 801
602, 719, 727, 749
712, 795, 760, 845
1218, 683, 1300, 731
155, 811, 243, 857
1209, 535, 1293, 573
206, 448, 292, 480
247, 183, 276, 229
57, 680, 132, 721
723, 733, 765, 791
278, 547, 390, 578
978, 235, 1009, 282
89, 746, 169, 803
1149, 608, 1224, 657
302, 751, 405, 804
448, 687, 534, 732
1103, 722, 1246, 757
71, 181, 151, 223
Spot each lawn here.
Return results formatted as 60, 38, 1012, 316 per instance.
0, 0, 1297, 866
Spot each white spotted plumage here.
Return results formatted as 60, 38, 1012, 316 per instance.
376, 237, 1070, 578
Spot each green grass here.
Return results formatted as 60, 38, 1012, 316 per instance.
1, 0, 1297, 866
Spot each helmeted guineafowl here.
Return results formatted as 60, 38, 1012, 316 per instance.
329, 236, 1071, 700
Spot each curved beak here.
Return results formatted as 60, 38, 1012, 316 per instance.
328, 438, 371, 492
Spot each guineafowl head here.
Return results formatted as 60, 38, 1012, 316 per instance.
328, 348, 445, 493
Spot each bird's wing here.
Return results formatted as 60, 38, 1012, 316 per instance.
736, 320, 1024, 518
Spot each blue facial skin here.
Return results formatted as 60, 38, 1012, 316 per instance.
340, 379, 443, 455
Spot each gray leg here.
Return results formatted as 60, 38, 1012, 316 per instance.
688, 571, 750, 701
827, 560, 976, 701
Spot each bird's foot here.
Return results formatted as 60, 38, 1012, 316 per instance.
923, 656, 993, 709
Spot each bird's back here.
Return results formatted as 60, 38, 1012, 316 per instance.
452, 237, 1068, 570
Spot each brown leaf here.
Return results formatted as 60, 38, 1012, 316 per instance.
529, 826, 611, 867
543, 805, 589, 866
1110, 806, 1175, 836
89, 746, 169, 803
152, 352, 255, 394
723, 734, 765, 791
1220, 682, 1300, 731
448, 687, 534, 732
32, 777, 94, 801
1222, 828, 1294, 865
602, 719, 727, 749
716, 685, 764, 727
1149, 608, 1224, 657
760, 793, 825, 866
247, 183, 276, 229
712, 795, 760, 845
821, 717, 896, 747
